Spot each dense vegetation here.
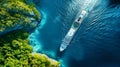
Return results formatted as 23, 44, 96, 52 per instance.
0, 30, 60, 67
0, 0, 41, 32
0, 0, 60, 67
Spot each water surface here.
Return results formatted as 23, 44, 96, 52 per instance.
29, 0, 120, 67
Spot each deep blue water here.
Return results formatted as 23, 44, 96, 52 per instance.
29, 0, 120, 67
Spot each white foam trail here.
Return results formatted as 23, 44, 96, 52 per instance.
60, 0, 98, 52
39, 11, 47, 29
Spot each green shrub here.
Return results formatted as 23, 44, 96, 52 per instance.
0, 30, 60, 67
0, 0, 41, 32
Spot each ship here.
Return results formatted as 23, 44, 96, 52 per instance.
60, 0, 98, 52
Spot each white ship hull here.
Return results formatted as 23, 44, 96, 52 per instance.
60, 0, 98, 52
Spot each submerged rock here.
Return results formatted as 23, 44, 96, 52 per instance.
0, 0, 41, 35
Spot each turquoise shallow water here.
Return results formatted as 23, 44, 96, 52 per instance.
29, 0, 120, 67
